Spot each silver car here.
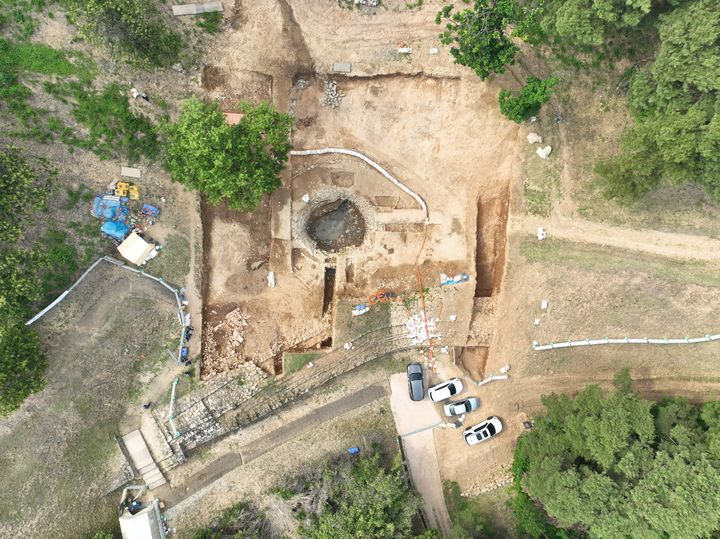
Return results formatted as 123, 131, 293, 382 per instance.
463, 416, 503, 446
443, 397, 480, 417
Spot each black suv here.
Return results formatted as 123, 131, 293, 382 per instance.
407, 363, 424, 401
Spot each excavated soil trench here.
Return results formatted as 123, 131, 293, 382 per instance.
475, 186, 510, 297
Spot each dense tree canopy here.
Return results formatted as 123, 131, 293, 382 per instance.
513, 370, 720, 538
598, 0, 720, 202
436, 0, 538, 79
0, 316, 46, 415
537, 0, 653, 47
499, 76, 558, 123
163, 98, 293, 210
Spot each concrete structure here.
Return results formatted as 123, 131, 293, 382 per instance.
119, 498, 166, 539
122, 430, 167, 489
172, 2, 223, 16
121, 166, 141, 179
332, 62, 352, 73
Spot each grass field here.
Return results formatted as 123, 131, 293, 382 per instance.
0, 264, 179, 538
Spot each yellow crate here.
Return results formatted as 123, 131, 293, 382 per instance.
115, 181, 129, 197
128, 184, 140, 200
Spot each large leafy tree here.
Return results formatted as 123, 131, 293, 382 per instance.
499, 76, 558, 123
513, 370, 720, 538
436, 0, 538, 79
163, 98, 293, 210
599, 0, 720, 203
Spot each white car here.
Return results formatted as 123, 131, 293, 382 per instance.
463, 416, 503, 446
443, 397, 480, 417
428, 378, 464, 402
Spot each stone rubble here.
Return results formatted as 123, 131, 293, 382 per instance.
465, 464, 513, 496
204, 308, 250, 374
322, 80, 344, 109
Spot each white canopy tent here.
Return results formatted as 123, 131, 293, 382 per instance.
117, 232, 157, 266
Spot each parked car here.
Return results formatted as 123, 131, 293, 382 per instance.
428, 378, 464, 402
407, 363, 424, 401
463, 416, 503, 446
443, 397, 480, 417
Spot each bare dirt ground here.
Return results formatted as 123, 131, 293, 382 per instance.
171, 0, 720, 533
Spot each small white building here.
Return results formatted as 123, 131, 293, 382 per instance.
119, 498, 167, 539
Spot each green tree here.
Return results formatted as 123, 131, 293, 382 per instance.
598, 0, 720, 203
512, 372, 720, 537
69, 0, 182, 66
498, 76, 558, 123
435, 0, 538, 79
0, 147, 53, 414
0, 316, 46, 415
303, 453, 426, 539
538, 0, 652, 47
163, 98, 293, 210
444, 481, 491, 538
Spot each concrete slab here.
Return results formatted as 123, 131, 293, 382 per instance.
332, 62, 352, 73
223, 112, 244, 125
172, 2, 223, 16
389, 374, 450, 534
121, 166, 141, 179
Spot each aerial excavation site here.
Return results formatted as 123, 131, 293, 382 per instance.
2, 0, 720, 538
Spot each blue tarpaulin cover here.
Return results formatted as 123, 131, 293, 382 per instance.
92, 194, 131, 240
101, 221, 131, 241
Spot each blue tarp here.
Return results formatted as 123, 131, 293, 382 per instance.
92, 195, 128, 221
101, 221, 131, 241
92, 194, 131, 241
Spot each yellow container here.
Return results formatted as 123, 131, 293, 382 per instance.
115, 181, 129, 197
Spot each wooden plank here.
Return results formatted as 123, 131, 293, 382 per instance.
172, 2, 223, 16
121, 166, 141, 179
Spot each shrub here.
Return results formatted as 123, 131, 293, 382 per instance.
70, 0, 183, 67
498, 76, 558, 123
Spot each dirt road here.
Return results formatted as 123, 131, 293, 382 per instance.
513, 214, 720, 262
389, 374, 451, 534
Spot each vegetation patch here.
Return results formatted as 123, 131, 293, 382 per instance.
67, 0, 183, 67
512, 369, 720, 537
143, 233, 191, 286
284, 351, 324, 375
520, 237, 720, 289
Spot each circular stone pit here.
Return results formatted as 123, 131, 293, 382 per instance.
306, 199, 366, 253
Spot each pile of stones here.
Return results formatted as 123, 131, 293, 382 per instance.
322, 80, 344, 108
355, 0, 380, 5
